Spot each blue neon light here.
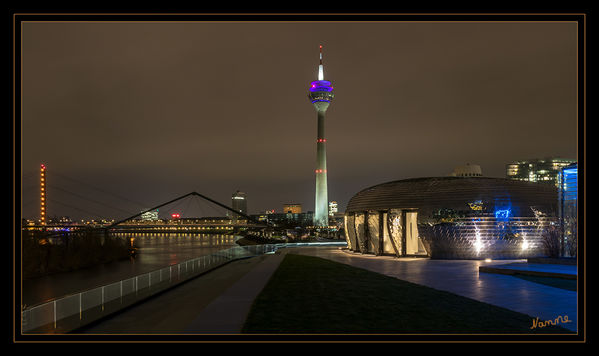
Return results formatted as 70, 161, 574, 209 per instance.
309, 80, 333, 92
563, 168, 577, 175
561, 166, 577, 201
494, 209, 511, 220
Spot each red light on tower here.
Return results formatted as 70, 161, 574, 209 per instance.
171, 213, 180, 219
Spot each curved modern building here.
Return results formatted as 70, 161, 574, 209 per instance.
344, 177, 557, 259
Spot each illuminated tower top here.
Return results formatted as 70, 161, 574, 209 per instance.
308, 45, 334, 106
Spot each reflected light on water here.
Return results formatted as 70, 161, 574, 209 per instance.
23, 232, 239, 307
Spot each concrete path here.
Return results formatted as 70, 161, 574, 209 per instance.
80, 254, 275, 333
80, 245, 578, 334
293, 247, 578, 332
183, 249, 287, 333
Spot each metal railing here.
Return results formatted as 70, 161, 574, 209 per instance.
21, 241, 346, 334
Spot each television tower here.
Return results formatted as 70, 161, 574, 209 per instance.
308, 45, 334, 227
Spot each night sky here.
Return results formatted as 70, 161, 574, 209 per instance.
20, 21, 578, 221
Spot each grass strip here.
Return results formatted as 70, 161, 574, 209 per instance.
242, 254, 573, 334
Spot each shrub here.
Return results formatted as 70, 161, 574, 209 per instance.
541, 225, 561, 258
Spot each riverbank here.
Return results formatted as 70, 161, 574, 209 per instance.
22, 231, 132, 280
235, 235, 286, 246
22, 233, 238, 307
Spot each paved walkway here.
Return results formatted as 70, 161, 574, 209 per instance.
183, 250, 287, 333
81, 246, 578, 333
292, 247, 578, 332
80, 254, 275, 333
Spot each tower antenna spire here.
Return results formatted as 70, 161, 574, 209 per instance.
318, 45, 324, 81
320, 44, 323, 65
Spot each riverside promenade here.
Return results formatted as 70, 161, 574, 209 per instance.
294, 247, 577, 332
80, 246, 577, 333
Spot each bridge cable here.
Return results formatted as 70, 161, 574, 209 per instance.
190, 195, 207, 218
21, 170, 37, 181
47, 198, 111, 222
50, 170, 150, 209
21, 198, 38, 208
161, 195, 190, 218
46, 183, 137, 217
197, 192, 228, 217
181, 194, 193, 217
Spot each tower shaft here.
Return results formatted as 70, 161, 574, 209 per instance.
314, 107, 329, 227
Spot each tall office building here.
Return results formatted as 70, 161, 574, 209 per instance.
231, 190, 247, 223
308, 45, 335, 227
506, 158, 576, 186
328, 201, 338, 216
558, 163, 578, 257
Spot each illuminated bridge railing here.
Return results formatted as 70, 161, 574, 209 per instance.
21, 241, 346, 334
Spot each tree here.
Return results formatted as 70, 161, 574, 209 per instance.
541, 225, 561, 258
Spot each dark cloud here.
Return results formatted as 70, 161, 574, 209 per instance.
21, 21, 578, 219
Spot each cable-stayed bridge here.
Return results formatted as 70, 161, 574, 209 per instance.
20, 167, 270, 235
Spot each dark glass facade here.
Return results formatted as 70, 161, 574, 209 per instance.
344, 177, 558, 259
558, 163, 578, 257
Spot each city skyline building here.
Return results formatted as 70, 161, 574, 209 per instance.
558, 163, 578, 257
506, 158, 576, 186
328, 201, 338, 216
140, 209, 159, 221
450, 164, 483, 177
283, 203, 302, 214
308, 45, 334, 227
230, 190, 247, 223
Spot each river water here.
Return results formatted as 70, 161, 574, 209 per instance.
22, 233, 239, 307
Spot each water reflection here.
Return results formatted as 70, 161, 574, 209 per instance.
22, 233, 239, 307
